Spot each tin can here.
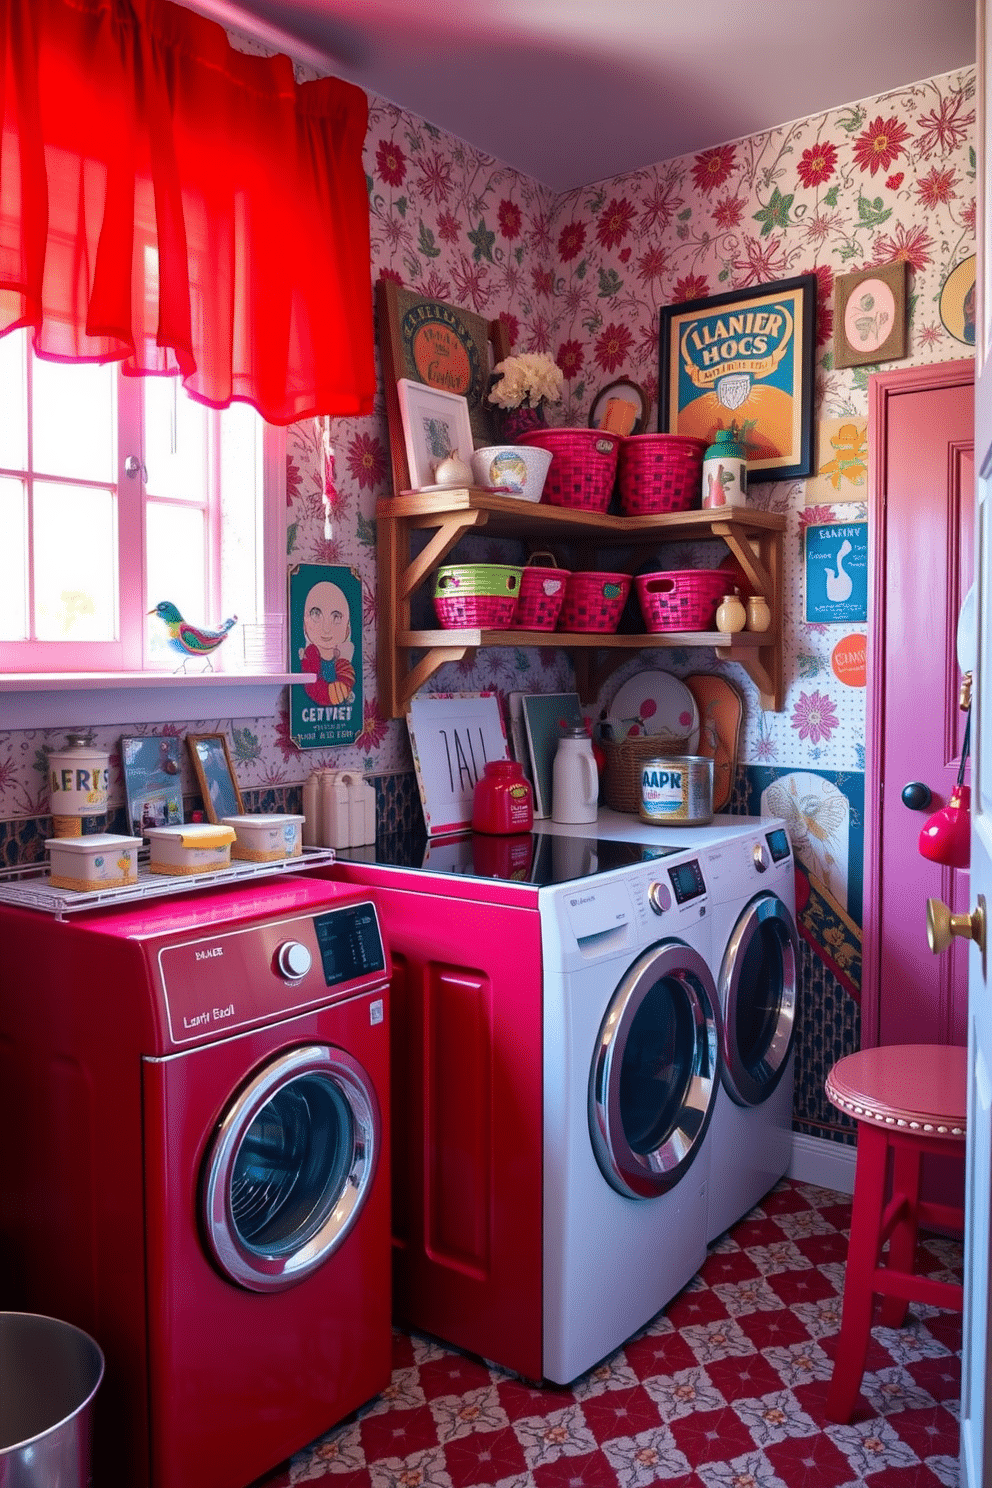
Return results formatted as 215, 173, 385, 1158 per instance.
639, 755, 714, 826
48, 733, 110, 837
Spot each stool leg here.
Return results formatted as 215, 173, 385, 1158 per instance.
826, 1123, 888, 1424
878, 1140, 921, 1329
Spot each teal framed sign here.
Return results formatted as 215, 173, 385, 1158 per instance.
804, 521, 868, 624
289, 563, 363, 748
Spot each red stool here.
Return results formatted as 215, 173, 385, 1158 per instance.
824, 1043, 966, 1424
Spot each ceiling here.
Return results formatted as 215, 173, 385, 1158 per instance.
185, 0, 977, 191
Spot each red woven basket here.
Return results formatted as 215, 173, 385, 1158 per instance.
433, 564, 522, 629
510, 552, 569, 631
517, 428, 620, 513
636, 569, 727, 632
617, 435, 707, 515
558, 571, 631, 633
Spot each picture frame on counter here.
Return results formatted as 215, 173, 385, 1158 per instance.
396, 378, 475, 492
406, 691, 509, 835
186, 733, 244, 824
121, 734, 185, 835
658, 272, 817, 481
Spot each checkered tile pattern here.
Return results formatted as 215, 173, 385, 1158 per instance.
256, 1181, 963, 1488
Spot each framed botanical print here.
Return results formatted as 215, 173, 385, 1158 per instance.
376, 277, 510, 491
659, 273, 817, 481
834, 260, 909, 368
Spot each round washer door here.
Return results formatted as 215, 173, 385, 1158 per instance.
720, 893, 799, 1108
589, 941, 720, 1199
202, 1042, 380, 1292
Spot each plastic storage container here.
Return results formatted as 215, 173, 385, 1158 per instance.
517, 428, 620, 512
433, 565, 522, 628
616, 434, 707, 515
558, 571, 631, 633
45, 834, 143, 892
144, 823, 236, 875
221, 814, 304, 861
635, 569, 727, 633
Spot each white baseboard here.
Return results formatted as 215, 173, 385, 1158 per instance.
787, 1132, 857, 1195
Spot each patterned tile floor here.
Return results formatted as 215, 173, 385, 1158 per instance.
258, 1180, 964, 1488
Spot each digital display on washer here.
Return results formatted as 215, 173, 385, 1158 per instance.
314, 904, 385, 986
668, 858, 705, 903
765, 828, 791, 862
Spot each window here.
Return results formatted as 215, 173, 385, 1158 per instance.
0, 331, 285, 676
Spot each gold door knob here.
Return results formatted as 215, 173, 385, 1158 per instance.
927, 895, 987, 955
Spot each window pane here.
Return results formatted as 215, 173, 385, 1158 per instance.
145, 500, 207, 666
0, 331, 27, 470
144, 376, 208, 501
0, 477, 27, 639
221, 403, 262, 623
34, 483, 117, 640
32, 359, 115, 482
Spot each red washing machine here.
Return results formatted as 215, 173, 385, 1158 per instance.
0, 875, 392, 1488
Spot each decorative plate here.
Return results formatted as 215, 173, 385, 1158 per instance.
607, 671, 699, 751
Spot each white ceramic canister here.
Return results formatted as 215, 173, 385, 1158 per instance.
48, 732, 111, 837
639, 755, 714, 827
551, 725, 599, 825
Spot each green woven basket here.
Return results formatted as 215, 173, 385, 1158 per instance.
434, 564, 523, 628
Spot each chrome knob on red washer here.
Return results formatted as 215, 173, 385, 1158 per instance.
276, 940, 312, 980
648, 882, 672, 915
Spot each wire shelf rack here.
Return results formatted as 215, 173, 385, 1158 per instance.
0, 847, 338, 919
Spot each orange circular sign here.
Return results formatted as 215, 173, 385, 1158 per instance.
832, 633, 867, 687
410, 324, 473, 395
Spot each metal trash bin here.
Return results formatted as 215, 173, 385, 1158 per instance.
0, 1314, 104, 1488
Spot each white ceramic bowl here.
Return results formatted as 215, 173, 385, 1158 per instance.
471, 444, 553, 502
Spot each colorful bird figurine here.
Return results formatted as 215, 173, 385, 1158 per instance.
149, 601, 237, 672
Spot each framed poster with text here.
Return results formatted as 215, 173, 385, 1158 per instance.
659, 273, 816, 481
289, 563, 363, 748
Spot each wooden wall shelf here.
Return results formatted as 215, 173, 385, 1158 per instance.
377, 490, 786, 717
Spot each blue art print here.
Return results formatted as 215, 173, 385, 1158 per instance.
805, 521, 868, 624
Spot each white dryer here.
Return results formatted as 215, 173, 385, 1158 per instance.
699, 819, 799, 1242
539, 845, 720, 1383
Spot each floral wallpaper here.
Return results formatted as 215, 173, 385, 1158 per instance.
0, 67, 976, 884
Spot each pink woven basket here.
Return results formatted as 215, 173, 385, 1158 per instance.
617, 435, 707, 515
636, 569, 727, 632
558, 571, 631, 633
510, 552, 569, 631
517, 428, 620, 513
434, 564, 521, 629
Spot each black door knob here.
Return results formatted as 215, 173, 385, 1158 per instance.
902, 781, 932, 811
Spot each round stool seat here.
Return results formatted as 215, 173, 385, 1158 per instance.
826, 1043, 966, 1139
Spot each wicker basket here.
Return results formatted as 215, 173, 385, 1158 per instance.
510, 552, 569, 631
636, 569, 727, 633
558, 571, 631, 633
517, 428, 620, 513
434, 564, 522, 629
617, 435, 707, 515
602, 733, 692, 814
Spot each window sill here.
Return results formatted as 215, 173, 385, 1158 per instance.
2, 672, 314, 729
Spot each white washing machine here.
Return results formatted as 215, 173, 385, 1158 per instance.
699, 821, 799, 1242
539, 844, 719, 1383
541, 812, 800, 1243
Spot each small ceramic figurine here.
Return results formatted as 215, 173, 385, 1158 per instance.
149, 600, 237, 671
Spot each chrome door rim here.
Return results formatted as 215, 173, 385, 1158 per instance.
719, 895, 799, 1107
589, 941, 720, 1199
202, 1043, 380, 1292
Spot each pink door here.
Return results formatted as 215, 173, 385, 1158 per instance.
865, 361, 974, 1049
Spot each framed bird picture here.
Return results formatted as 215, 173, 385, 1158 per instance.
121, 734, 185, 835
186, 734, 245, 824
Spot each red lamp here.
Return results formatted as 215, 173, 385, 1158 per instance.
918, 708, 971, 869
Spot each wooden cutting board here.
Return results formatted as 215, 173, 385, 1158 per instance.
684, 673, 744, 813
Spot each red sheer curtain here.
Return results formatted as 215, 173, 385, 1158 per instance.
0, 0, 376, 423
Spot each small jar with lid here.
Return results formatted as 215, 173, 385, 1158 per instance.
47, 732, 110, 837
472, 759, 534, 835
702, 426, 748, 509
